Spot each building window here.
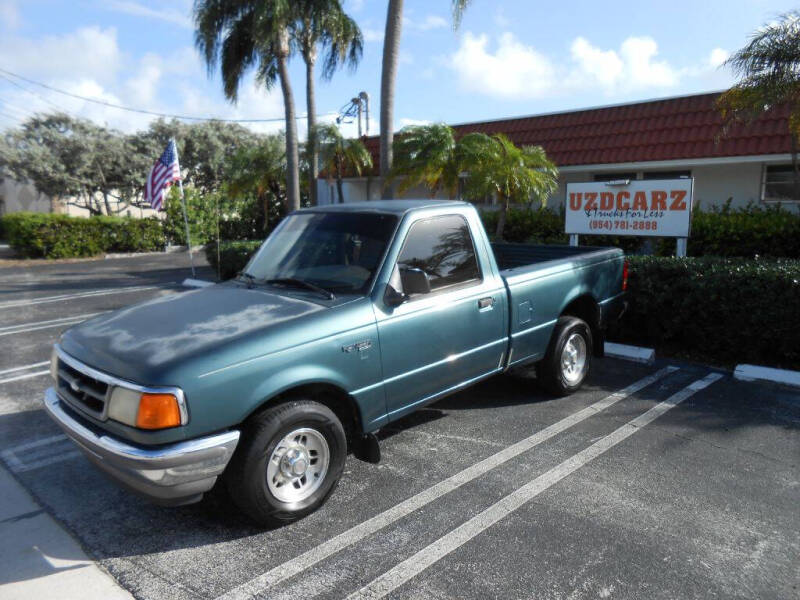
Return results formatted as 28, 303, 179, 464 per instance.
763, 165, 800, 202
642, 170, 691, 180
593, 173, 636, 182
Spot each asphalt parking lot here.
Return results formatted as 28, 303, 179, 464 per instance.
0, 254, 798, 600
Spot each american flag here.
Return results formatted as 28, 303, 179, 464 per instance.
144, 140, 181, 211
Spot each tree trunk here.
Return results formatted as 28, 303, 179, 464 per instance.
305, 52, 319, 206
495, 196, 508, 240
277, 43, 301, 212
102, 191, 113, 215
336, 155, 344, 203
379, 0, 404, 199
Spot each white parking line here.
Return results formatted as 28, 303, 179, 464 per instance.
0, 361, 49, 376
1, 435, 84, 473
347, 372, 724, 600
217, 366, 678, 600
0, 370, 50, 385
0, 285, 163, 309
0, 312, 105, 337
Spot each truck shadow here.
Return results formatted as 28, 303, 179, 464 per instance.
1, 361, 797, 578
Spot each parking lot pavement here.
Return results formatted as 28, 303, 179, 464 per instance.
0, 255, 798, 600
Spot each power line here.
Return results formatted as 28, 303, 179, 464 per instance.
0, 67, 338, 124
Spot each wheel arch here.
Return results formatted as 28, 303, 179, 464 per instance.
245, 382, 364, 449
559, 293, 603, 357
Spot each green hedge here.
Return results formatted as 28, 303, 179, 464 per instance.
615, 256, 800, 368
1, 212, 166, 258
480, 203, 800, 257
661, 202, 800, 258
205, 240, 262, 280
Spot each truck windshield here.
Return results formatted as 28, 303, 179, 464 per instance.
242, 212, 398, 295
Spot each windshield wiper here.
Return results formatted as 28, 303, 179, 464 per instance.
266, 278, 335, 300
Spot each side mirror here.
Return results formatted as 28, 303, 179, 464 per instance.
400, 267, 431, 295
384, 284, 407, 307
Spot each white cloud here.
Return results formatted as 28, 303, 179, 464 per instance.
569, 36, 678, 92
449, 32, 713, 100
363, 27, 384, 43
0, 0, 19, 29
493, 8, 510, 28
709, 47, 729, 68
570, 37, 624, 87
618, 37, 679, 87
404, 15, 448, 31
0, 26, 122, 84
346, 0, 365, 12
448, 32, 556, 99
399, 118, 432, 128
0, 24, 288, 134
105, 0, 192, 29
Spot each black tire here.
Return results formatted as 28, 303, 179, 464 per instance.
536, 316, 593, 396
225, 400, 346, 527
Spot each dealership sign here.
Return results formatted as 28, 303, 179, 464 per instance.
565, 178, 693, 238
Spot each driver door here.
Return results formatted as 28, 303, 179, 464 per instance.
373, 214, 506, 420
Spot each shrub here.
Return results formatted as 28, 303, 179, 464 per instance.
205, 240, 262, 280
480, 203, 800, 258
1, 212, 165, 258
656, 201, 800, 258
163, 186, 219, 246
615, 256, 800, 369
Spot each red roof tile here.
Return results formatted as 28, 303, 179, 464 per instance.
350, 92, 791, 177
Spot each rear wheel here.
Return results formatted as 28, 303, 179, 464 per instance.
537, 316, 593, 396
225, 400, 346, 526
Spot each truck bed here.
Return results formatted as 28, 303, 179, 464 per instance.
491, 242, 625, 370
491, 243, 616, 272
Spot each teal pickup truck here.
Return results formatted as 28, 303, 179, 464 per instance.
45, 200, 626, 525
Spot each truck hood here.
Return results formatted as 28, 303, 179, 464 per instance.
59, 283, 328, 384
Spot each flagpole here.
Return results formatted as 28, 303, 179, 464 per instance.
172, 138, 195, 278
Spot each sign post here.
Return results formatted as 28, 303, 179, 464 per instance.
565, 178, 693, 256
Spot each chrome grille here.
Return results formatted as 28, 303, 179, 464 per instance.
56, 356, 110, 420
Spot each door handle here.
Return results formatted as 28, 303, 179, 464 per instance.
478, 297, 495, 309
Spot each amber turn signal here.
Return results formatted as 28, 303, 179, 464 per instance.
136, 393, 181, 430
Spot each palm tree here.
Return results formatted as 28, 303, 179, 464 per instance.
294, 0, 363, 206
388, 123, 459, 198
459, 133, 558, 240
226, 135, 286, 234
315, 123, 372, 204
379, 0, 472, 198
194, 0, 301, 212
718, 12, 800, 198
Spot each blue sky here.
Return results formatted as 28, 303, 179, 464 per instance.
0, 0, 797, 136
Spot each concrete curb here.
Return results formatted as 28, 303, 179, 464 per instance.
733, 364, 800, 388
182, 278, 215, 288
605, 342, 655, 365
103, 246, 200, 260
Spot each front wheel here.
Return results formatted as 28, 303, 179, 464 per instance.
536, 316, 593, 396
225, 400, 346, 526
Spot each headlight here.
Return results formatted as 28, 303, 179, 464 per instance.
50, 347, 58, 382
108, 386, 142, 426
108, 387, 183, 430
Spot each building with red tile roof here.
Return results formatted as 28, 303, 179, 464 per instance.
320, 91, 798, 209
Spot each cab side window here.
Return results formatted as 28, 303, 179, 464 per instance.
396, 215, 481, 292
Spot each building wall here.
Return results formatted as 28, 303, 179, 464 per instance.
327, 159, 790, 211
691, 162, 763, 209
0, 178, 162, 219
0, 179, 51, 215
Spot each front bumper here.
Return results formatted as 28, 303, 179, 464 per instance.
44, 387, 240, 506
